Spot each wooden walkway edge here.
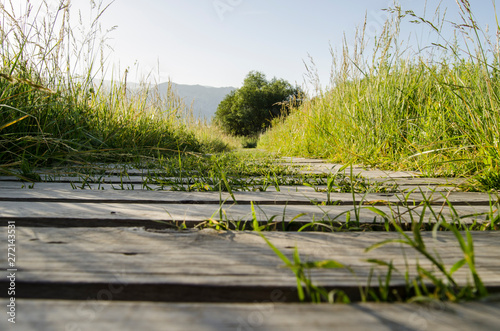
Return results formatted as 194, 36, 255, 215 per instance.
1, 157, 499, 330
2, 227, 500, 303
2, 300, 500, 331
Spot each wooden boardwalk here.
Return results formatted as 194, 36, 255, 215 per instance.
3, 300, 500, 331
4, 228, 500, 301
1, 157, 499, 330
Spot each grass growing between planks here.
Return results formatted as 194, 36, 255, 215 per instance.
2, 0, 498, 306
113, 151, 403, 194
253, 200, 494, 304
248, 167, 499, 303
259, 1, 500, 185
0, 0, 238, 175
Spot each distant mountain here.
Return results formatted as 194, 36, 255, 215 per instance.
158, 82, 236, 120
99, 80, 236, 121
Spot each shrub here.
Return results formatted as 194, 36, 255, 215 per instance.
215, 71, 302, 136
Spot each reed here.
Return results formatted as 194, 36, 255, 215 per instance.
0, 0, 234, 172
259, 1, 500, 182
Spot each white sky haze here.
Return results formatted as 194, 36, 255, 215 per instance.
9, 0, 500, 89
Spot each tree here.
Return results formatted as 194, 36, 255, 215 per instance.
215, 71, 301, 136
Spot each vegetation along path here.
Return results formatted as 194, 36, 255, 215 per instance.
3, 1, 500, 329
1, 153, 499, 330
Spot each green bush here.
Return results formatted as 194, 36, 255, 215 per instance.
215, 71, 302, 136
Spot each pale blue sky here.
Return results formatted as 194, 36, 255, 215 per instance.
46, 1, 500, 88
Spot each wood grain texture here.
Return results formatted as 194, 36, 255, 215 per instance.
2, 300, 500, 331
1, 228, 499, 302
0, 180, 462, 193
0, 200, 491, 228
0, 174, 463, 184
1, 160, 499, 330
0, 188, 494, 205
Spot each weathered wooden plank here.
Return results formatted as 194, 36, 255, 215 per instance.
298, 166, 422, 178
0, 189, 495, 206
1, 228, 499, 302
280, 157, 333, 163
0, 201, 492, 227
0, 181, 462, 194
0, 181, 148, 190
13, 158, 422, 179
0, 174, 463, 186
369, 177, 467, 186
1, 175, 452, 185
0, 181, 332, 192
0, 175, 154, 184
278, 157, 422, 178
3, 300, 500, 331
0, 180, 462, 194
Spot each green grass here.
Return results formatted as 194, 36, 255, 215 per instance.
128, 151, 402, 194
2, 0, 498, 306
253, 201, 493, 303
259, 1, 500, 184
0, 0, 238, 172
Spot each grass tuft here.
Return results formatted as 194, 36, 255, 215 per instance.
259, 1, 500, 178
0, 0, 236, 170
